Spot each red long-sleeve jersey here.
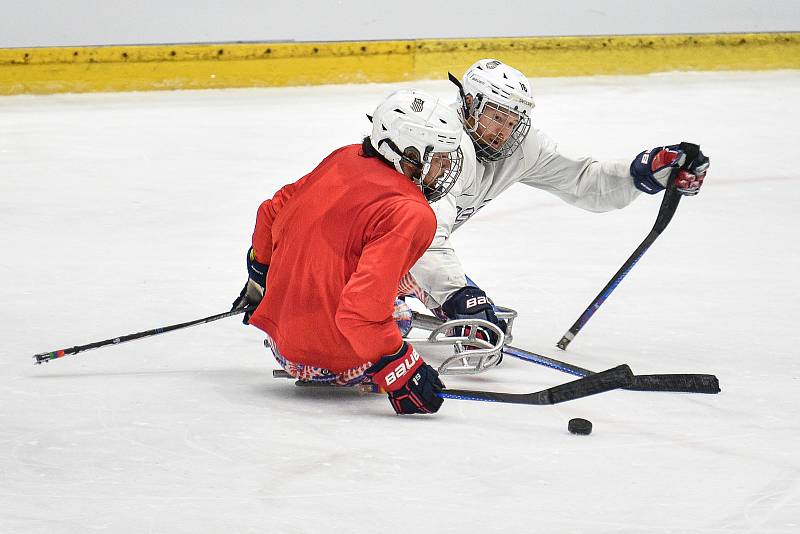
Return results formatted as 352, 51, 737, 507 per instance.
247, 144, 436, 373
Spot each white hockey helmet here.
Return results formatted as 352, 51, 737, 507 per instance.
454, 58, 535, 162
369, 89, 463, 203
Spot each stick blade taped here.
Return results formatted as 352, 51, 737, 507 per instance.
546, 364, 634, 404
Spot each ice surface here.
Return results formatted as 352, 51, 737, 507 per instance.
1, 71, 799, 533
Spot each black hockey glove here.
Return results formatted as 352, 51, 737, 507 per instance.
630, 143, 710, 195
365, 342, 445, 415
231, 247, 268, 324
441, 286, 507, 346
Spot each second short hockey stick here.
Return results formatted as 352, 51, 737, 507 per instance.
502, 345, 720, 394
410, 310, 719, 394
440, 364, 633, 405
556, 142, 701, 350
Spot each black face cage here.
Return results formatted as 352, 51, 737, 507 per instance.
381, 138, 463, 203
421, 146, 463, 203
465, 95, 531, 163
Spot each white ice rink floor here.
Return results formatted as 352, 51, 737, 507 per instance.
2, 70, 799, 533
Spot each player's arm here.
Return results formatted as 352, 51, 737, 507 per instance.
336, 202, 444, 415
519, 130, 641, 212
251, 180, 302, 264
520, 132, 709, 210
335, 202, 436, 361
231, 180, 302, 322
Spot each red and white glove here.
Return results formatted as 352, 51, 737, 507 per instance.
631, 143, 709, 196
365, 342, 445, 414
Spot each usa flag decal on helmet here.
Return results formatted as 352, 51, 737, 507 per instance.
411, 98, 424, 112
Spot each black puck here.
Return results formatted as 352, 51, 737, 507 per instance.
568, 418, 592, 435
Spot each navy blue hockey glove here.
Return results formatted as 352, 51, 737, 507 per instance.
631, 143, 709, 196
231, 247, 268, 324
441, 286, 507, 346
366, 342, 445, 415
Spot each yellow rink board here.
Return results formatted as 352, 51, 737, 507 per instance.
1, 33, 798, 95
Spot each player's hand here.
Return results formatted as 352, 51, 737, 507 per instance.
630, 143, 709, 195
366, 342, 445, 414
441, 286, 507, 345
231, 247, 268, 324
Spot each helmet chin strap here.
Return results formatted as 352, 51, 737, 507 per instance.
448, 72, 465, 98
449, 72, 485, 139
377, 138, 427, 180
448, 73, 470, 120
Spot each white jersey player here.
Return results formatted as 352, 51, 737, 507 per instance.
401, 59, 710, 340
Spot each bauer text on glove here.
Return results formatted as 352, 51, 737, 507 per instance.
365, 342, 445, 415
442, 286, 507, 345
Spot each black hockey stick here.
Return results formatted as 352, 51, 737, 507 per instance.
556, 142, 701, 350
273, 365, 634, 406
440, 364, 633, 405
502, 345, 720, 394
33, 307, 252, 364
409, 311, 719, 394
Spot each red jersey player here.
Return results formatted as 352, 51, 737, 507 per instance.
231, 89, 464, 414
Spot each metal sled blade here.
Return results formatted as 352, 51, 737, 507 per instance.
406, 317, 505, 375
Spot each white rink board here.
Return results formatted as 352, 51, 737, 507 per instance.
1, 71, 799, 533
1, 0, 799, 47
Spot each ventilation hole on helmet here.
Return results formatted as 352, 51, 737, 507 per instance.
439, 118, 447, 124
503, 73, 508, 79
382, 125, 388, 131
394, 108, 406, 114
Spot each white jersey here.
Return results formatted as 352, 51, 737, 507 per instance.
409, 127, 642, 308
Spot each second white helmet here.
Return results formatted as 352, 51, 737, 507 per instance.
370, 89, 463, 203
458, 59, 536, 162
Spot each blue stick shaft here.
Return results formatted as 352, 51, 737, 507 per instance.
556, 171, 684, 350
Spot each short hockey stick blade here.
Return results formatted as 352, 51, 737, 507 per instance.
627, 374, 720, 394
502, 345, 721, 394
412, 311, 720, 394
440, 364, 634, 405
